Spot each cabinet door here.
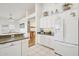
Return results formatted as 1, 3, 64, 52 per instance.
39, 35, 52, 48
43, 36, 51, 47
0, 43, 12, 56
40, 18, 44, 28
43, 18, 47, 28
8, 41, 21, 56
47, 17, 52, 28
0, 41, 21, 56
37, 35, 55, 50
39, 35, 45, 45
55, 41, 78, 56
48, 36, 55, 49
40, 17, 52, 28
37, 35, 41, 44
22, 39, 28, 56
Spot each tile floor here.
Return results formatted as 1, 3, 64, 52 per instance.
23, 44, 58, 56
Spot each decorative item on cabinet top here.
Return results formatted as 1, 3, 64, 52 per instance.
50, 9, 59, 15
51, 11, 54, 15
70, 12, 76, 17
55, 9, 59, 13
43, 11, 49, 16
63, 3, 73, 11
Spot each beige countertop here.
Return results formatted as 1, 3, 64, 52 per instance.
0, 32, 24, 36
0, 32, 28, 44
0, 37, 29, 44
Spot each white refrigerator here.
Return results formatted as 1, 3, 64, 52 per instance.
54, 9, 78, 56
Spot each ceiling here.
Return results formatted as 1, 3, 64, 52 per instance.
0, 3, 35, 20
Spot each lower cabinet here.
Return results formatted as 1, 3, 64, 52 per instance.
37, 34, 55, 49
0, 39, 29, 56
21, 39, 28, 56
54, 41, 78, 56
0, 41, 21, 56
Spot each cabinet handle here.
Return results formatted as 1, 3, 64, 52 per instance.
9, 43, 14, 46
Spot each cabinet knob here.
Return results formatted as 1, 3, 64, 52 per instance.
9, 43, 14, 46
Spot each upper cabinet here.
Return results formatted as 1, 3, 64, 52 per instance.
38, 3, 79, 28
26, 12, 36, 32
37, 3, 79, 41
40, 16, 55, 28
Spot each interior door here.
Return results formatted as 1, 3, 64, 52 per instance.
28, 31, 35, 47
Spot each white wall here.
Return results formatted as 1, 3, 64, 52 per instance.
42, 3, 63, 13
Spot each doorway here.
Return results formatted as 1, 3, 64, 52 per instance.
28, 17, 36, 47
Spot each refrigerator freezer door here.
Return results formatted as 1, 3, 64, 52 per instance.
63, 9, 78, 45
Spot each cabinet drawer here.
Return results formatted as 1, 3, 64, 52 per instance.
0, 40, 21, 49
55, 41, 78, 56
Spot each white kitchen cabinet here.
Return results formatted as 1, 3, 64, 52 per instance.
39, 35, 45, 45
37, 34, 46, 45
37, 34, 55, 49
40, 18, 44, 28
40, 16, 52, 28
0, 41, 21, 56
37, 34, 41, 44
54, 41, 78, 56
49, 36, 56, 49
0, 39, 29, 56
43, 35, 51, 47
21, 39, 28, 56
45, 17, 51, 28
43, 17, 47, 28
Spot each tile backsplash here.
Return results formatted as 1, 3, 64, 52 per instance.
38, 28, 54, 36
